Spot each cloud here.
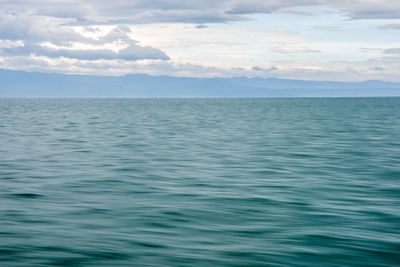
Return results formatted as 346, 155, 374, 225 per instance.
1, 0, 400, 26
384, 48, 400, 55
0, 11, 135, 45
195, 24, 208, 29
1, 42, 169, 61
0, 10, 83, 44
271, 45, 319, 54
100, 25, 132, 43
345, 2, 400, 19
379, 23, 400, 30
0, 2, 246, 25
226, 1, 400, 20
252, 66, 278, 72
0, 40, 24, 49
312, 26, 341, 31
118, 44, 169, 60
0, 10, 170, 61
371, 66, 385, 71
2, 54, 400, 81
1, 1, 400, 81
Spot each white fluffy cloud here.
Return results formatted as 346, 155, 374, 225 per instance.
0, 11, 169, 61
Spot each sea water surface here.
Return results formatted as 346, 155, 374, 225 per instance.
1, 98, 400, 266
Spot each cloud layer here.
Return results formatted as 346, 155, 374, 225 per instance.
0, 1, 400, 81
2, 1, 400, 23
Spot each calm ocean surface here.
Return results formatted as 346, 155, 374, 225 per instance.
1, 98, 400, 266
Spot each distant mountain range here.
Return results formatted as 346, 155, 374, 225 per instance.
1, 69, 400, 98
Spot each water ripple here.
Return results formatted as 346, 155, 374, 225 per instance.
1, 98, 400, 266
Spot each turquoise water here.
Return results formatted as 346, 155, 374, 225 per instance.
1, 98, 400, 266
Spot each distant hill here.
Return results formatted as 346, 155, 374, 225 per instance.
1, 69, 400, 97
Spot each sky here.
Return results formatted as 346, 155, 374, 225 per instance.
1, 0, 400, 81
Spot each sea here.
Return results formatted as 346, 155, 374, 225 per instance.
1, 98, 399, 266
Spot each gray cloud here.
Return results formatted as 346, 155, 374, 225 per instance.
371, 66, 385, 71
1, 43, 169, 61
384, 48, 400, 55
226, 1, 400, 20
379, 23, 400, 30
195, 24, 208, 29
1, 0, 400, 26
347, 4, 400, 19
0, 10, 83, 44
252, 66, 278, 72
226, 0, 317, 15
118, 44, 169, 60
0, 11, 135, 45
